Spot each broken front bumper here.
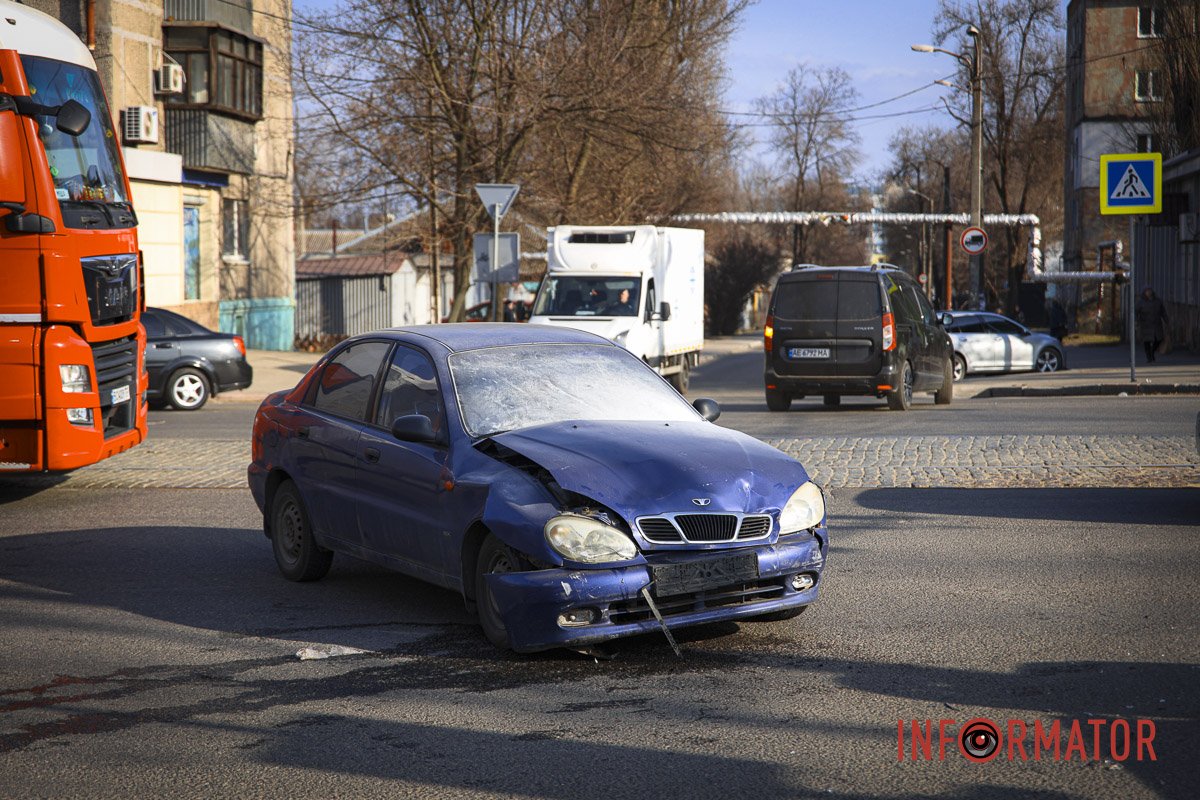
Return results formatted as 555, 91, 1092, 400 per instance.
486, 530, 827, 652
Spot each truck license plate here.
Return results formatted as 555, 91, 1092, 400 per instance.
110, 384, 131, 404
788, 347, 830, 359
651, 553, 759, 596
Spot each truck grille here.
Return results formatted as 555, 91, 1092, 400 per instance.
637, 514, 773, 544
90, 335, 138, 438
608, 578, 787, 624
81, 254, 138, 326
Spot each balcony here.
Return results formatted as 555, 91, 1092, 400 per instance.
164, 0, 252, 35
164, 109, 256, 174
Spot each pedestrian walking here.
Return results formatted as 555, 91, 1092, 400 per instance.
1135, 286, 1169, 363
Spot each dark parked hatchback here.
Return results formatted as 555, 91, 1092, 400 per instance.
764, 265, 953, 411
143, 307, 253, 410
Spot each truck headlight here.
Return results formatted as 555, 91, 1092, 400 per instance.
60, 364, 91, 393
545, 515, 638, 563
66, 407, 93, 425
779, 482, 825, 533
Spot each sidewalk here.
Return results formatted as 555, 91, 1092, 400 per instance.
214, 334, 1199, 404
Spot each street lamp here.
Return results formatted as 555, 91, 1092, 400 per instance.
912, 25, 983, 308
905, 185, 934, 301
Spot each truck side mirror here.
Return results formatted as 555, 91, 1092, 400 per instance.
659, 302, 671, 321
55, 99, 90, 137
0, 111, 26, 206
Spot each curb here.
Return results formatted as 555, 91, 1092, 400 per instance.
974, 383, 1200, 398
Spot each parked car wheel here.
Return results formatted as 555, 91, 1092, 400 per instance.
668, 361, 690, 393
748, 604, 809, 623
270, 480, 333, 582
952, 354, 967, 383
935, 358, 954, 405
1036, 347, 1063, 373
887, 362, 914, 411
476, 535, 516, 650
167, 367, 210, 410
822, 394, 840, 407
765, 388, 792, 412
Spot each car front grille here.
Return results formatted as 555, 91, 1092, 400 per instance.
608, 578, 787, 624
637, 513, 773, 544
90, 335, 138, 438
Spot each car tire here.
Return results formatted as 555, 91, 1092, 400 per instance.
935, 358, 954, 405
952, 354, 967, 383
1036, 347, 1063, 373
668, 361, 690, 393
270, 480, 333, 582
886, 361, 914, 411
166, 367, 210, 410
822, 394, 840, 407
765, 388, 792, 412
475, 535, 516, 651
749, 604, 809, 623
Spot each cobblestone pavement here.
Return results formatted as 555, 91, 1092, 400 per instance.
6, 433, 1196, 491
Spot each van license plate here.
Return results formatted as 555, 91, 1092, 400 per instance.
788, 348, 830, 359
110, 385, 131, 404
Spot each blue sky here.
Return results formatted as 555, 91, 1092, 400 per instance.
296, 0, 966, 181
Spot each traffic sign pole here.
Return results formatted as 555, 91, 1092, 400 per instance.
491, 204, 501, 321
1129, 217, 1136, 384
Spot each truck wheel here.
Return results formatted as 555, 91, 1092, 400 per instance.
167, 367, 209, 410
886, 362, 914, 411
934, 358, 954, 405
765, 388, 791, 412
271, 480, 333, 582
668, 361, 690, 393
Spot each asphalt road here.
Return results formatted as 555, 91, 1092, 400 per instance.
0, 351, 1197, 799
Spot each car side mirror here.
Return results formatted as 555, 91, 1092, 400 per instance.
55, 99, 91, 137
391, 414, 440, 445
692, 397, 720, 422
659, 302, 671, 321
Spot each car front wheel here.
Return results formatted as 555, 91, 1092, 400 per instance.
270, 480, 333, 582
167, 367, 210, 410
1036, 347, 1062, 372
952, 354, 967, 383
475, 535, 516, 650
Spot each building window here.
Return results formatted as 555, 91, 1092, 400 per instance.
1137, 133, 1159, 153
1137, 7, 1163, 38
164, 25, 263, 120
222, 199, 249, 259
1134, 70, 1162, 102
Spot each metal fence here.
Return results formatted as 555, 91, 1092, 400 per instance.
295, 275, 392, 340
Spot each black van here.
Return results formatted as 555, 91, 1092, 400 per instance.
763, 265, 953, 411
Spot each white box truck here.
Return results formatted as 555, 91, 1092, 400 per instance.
528, 225, 704, 391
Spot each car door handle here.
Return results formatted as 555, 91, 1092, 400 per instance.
363, 447, 380, 463
153, 342, 174, 349
297, 426, 310, 439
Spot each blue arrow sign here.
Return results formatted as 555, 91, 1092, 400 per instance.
1099, 153, 1161, 215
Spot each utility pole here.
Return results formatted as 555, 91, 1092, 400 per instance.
942, 163, 952, 309
967, 25, 984, 309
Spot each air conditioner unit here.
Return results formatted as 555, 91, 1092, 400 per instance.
121, 106, 159, 144
155, 63, 184, 95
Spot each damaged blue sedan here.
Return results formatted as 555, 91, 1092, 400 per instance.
248, 325, 828, 653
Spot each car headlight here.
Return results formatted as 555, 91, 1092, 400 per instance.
59, 364, 91, 393
545, 514, 638, 563
613, 330, 631, 347
779, 481, 825, 533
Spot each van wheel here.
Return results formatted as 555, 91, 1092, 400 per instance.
887, 362, 914, 411
668, 361, 690, 393
765, 388, 791, 412
822, 394, 840, 407
935, 358, 954, 405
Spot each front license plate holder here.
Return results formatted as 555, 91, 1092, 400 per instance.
652, 553, 759, 596
110, 384, 131, 404
788, 347, 830, 359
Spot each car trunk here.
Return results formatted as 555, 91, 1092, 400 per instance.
771, 272, 884, 377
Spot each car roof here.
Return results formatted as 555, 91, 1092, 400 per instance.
778, 265, 908, 280
381, 323, 614, 353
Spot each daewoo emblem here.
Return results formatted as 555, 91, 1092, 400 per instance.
691, 498, 711, 506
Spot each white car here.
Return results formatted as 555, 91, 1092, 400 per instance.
940, 311, 1065, 382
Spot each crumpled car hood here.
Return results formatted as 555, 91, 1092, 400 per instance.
489, 419, 812, 522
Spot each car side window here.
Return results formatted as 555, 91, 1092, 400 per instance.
908, 285, 937, 326
142, 312, 166, 338
645, 279, 656, 321
375, 346, 444, 431
885, 276, 919, 324
311, 341, 391, 422
954, 316, 988, 333
986, 317, 1025, 335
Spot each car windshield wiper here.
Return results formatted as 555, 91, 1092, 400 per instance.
60, 198, 114, 227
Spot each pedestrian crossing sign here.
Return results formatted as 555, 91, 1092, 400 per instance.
1100, 153, 1162, 215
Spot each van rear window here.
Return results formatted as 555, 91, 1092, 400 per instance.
773, 281, 838, 319
839, 281, 883, 320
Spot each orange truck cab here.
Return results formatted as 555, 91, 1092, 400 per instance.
0, 1, 146, 472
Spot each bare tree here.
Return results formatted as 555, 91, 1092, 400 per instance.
706, 233, 779, 335
935, 0, 1065, 314
1144, 1, 1200, 157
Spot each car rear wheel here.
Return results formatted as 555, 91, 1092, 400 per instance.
952, 354, 967, 383
935, 358, 954, 405
475, 535, 516, 651
1036, 347, 1062, 372
167, 367, 209, 410
749, 604, 809, 623
270, 480, 333, 582
765, 388, 792, 412
887, 362, 914, 411
822, 394, 840, 407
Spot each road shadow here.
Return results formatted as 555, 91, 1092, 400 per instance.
855, 487, 1200, 525
0, 475, 69, 504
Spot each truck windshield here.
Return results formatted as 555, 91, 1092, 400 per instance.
20, 55, 131, 228
532, 276, 641, 317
